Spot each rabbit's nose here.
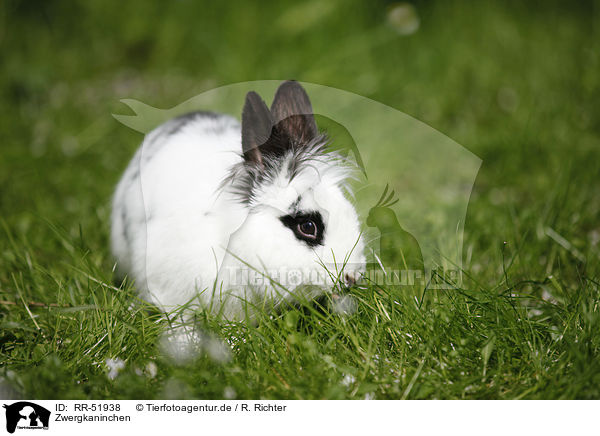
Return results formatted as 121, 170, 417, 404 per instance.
344, 272, 357, 286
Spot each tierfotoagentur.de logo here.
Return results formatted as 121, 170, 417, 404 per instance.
2, 402, 50, 434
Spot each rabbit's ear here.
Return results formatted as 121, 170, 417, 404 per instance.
270, 81, 318, 143
242, 91, 274, 166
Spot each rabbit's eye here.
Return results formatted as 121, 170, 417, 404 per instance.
279, 211, 324, 247
298, 220, 317, 238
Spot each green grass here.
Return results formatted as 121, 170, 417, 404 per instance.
1, 0, 600, 399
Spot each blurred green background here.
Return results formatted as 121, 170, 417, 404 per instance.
1, 0, 599, 399
1, 0, 598, 265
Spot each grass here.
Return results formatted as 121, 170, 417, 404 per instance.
1, 0, 599, 399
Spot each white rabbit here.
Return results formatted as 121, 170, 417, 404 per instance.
111, 81, 365, 319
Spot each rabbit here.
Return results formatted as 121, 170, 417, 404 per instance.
111, 81, 365, 319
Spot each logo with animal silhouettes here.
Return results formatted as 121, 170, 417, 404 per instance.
3, 402, 50, 433
111, 80, 481, 316
367, 184, 424, 281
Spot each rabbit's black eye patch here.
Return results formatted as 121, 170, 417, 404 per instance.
280, 212, 325, 247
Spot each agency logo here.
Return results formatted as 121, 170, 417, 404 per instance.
2, 402, 50, 434
113, 81, 480, 284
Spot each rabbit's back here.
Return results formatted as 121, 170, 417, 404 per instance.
111, 112, 246, 309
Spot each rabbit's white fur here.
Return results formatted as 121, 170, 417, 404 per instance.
111, 82, 365, 318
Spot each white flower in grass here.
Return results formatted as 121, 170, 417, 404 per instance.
332, 294, 357, 316
387, 3, 420, 35
341, 374, 356, 387
206, 337, 232, 364
223, 386, 236, 399
146, 361, 158, 378
105, 358, 125, 380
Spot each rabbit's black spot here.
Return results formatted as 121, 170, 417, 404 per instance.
223, 135, 329, 205
121, 208, 130, 244
229, 81, 336, 204
143, 112, 237, 165
166, 111, 221, 136
270, 81, 318, 142
280, 211, 324, 247
289, 196, 302, 213
128, 167, 139, 182
240, 81, 324, 175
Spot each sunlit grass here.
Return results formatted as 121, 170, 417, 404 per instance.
1, 0, 599, 399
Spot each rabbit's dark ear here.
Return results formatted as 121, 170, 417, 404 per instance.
242, 91, 274, 167
270, 81, 318, 143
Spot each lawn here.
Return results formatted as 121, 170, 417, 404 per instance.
1, 0, 599, 399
